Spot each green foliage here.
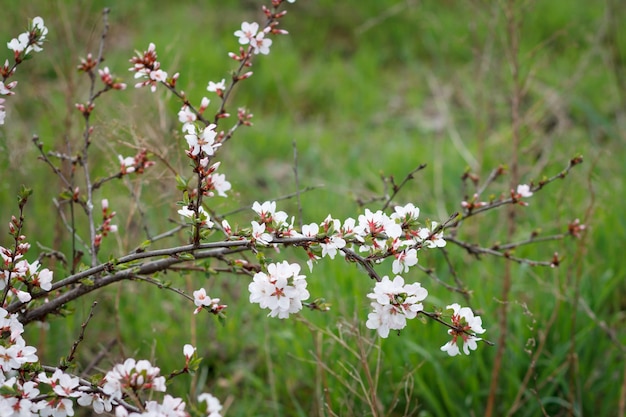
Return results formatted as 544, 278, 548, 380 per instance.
3, 1, 625, 416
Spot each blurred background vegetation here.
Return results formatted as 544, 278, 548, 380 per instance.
1, 0, 625, 416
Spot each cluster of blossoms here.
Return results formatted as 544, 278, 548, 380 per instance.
233, 201, 486, 349
94, 199, 118, 249
1, 17, 48, 125
440, 303, 486, 356
1, 228, 53, 304
129, 43, 172, 92
248, 261, 310, 318
0, 310, 223, 417
237, 200, 445, 272
118, 149, 155, 175
365, 275, 428, 338
234, 22, 273, 55
193, 288, 227, 315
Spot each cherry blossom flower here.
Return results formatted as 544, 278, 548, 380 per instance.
118, 155, 136, 174
320, 235, 345, 259
129, 43, 168, 92
206, 172, 231, 197
29, 17, 48, 53
390, 203, 420, 223
516, 184, 533, 198
76, 390, 113, 414
392, 248, 418, 274
198, 393, 223, 417
301, 223, 319, 237
178, 205, 214, 229
40, 397, 74, 417
252, 200, 289, 230
357, 209, 402, 253
23, 259, 53, 291
177, 105, 197, 128
0, 81, 16, 96
102, 358, 166, 400
251, 221, 272, 246
440, 303, 486, 356
248, 261, 309, 318
251, 31, 272, 55
207, 79, 226, 93
221, 219, 232, 236
7, 33, 29, 54
192, 288, 226, 315
11, 338, 38, 365
234, 22, 259, 45
417, 221, 446, 248
365, 276, 428, 338
184, 124, 218, 157
12, 288, 31, 303
359, 209, 402, 239
183, 344, 196, 360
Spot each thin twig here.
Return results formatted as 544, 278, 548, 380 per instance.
380, 164, 427, 211
293, 140, 303, 229
220, 185, 324, 217
61, 301, 98, 371
446, 236, 556, 267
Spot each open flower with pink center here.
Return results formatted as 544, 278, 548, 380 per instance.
366, 275, 428, 338
440, 303, 486, 356
249, 261, 309, 318
234, 22, 259, 45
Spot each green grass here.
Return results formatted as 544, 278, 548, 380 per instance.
2, 1, 625, 416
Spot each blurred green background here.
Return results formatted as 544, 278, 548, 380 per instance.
1, 1, 625, 416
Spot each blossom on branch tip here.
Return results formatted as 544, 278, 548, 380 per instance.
183, 344, 196, 360
391, 203, 421, 223
440, 303, 486, 356
516, 184, 533, 198
118, 155, 136, 174
7, 17, 48, 56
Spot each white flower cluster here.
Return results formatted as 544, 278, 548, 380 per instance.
0, 321, 223, 417
234, 22, 273, 55
365, 276, 428, 337
249, 261, 310, 318
2, 17, 48, 125
129, 43, 170, 92
440, 303, 486, 356
1, 242, 53, 304
7, 16, 47, 56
